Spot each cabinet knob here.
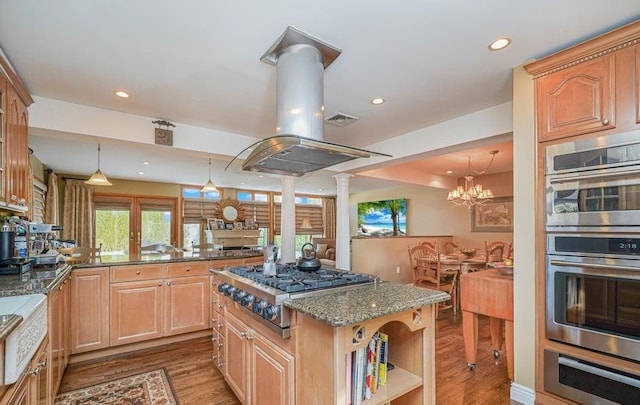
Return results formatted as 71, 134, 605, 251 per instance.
602, 118, 610, 125
136, 270, 141, 275
167, 281, 171, 286
212, 336, 217, 342
158, 282, 163, 286
186, 267, 191, 272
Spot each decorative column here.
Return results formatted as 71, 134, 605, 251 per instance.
334, 174, 352, 270
280, 176, 296, 263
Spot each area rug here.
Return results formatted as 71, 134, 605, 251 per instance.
54, 368, 179, 405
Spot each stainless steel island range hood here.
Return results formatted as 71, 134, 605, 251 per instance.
228, 26, 389, 177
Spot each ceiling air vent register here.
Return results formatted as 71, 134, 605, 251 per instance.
325, 112, 359, 127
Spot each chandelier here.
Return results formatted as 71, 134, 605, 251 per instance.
447, 150, 499, 209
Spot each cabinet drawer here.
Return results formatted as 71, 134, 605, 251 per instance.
110, 264, 163, 282
210, 258, 242, 270
166, 261, 209, 277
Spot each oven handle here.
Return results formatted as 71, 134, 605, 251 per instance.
558, 356, 640, 389
548, 168, 639, 184
549, 259, 640, 274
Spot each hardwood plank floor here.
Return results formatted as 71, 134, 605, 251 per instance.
59, 310, 511, 404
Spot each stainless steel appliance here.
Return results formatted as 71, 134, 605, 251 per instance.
544, 349, 640, 405
546, 233, 640, 362
544, 131, 640, 403
545, 130, 640, 230
213, 263, 375, 337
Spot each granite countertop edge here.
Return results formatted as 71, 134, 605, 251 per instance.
284, 282, 449, 327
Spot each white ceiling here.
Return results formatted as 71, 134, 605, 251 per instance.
1, 1, 639, 194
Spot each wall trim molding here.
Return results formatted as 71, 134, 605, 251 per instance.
511, 382, 535, 405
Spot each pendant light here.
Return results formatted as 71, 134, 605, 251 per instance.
201, 158, 218, 192
447, 150, 498, 209
85, 143, 112, 186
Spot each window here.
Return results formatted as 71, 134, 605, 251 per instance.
94, 195, 177, 260
181, 186, 220, 248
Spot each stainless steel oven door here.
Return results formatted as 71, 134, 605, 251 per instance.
544, 350, 640, 405
546, 254, 640, 362
546, 168, 640, 229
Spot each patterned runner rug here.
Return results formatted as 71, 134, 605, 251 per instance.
55, 368, 179, 405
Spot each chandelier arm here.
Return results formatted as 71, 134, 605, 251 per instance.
468, 151, 497, 175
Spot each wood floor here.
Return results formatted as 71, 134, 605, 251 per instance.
59, 310, 511, 404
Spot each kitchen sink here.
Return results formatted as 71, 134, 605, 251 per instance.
0, 294, 47, 385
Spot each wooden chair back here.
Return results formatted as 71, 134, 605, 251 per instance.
408, 244, 458, 318
58, 244, 102, 263
443, 241, 459, 255
420, 241, 437, 251
485, 241, 512, 265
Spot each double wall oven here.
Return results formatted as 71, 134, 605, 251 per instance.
544, 131, 640, 404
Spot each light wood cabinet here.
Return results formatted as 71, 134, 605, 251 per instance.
0, 53, 32, 212
295, 306, 436, 405
110, 279, 164, 346
210, 273, 226, 372
108, 262, 211, 347
225, 310, 294, 405
70, 267, 110, 353
48, 273, 71, 396
526, 21, 640, 143
164, 275, 209, 336
0, 340, 49, 405
533, 55, 615, 141
0, 73, 6, 206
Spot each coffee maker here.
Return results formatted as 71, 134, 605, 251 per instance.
0, 217, 33, 277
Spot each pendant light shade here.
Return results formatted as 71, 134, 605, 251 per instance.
85, 143, 112, 186
201, 158, 218, 192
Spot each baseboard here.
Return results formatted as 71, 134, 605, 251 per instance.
69, 330, 211, 364
511, 382, 535, 405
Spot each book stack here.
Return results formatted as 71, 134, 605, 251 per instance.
346, 332, 389, 404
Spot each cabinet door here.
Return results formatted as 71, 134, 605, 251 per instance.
71, 267, 110, 353
536, 54, 615, 141
250, 333, 294, 405
225, 312, 249, 404
49, 282, 65, 395
110, 280, 163, 346
636, 44, 640, 125
0, 74, 6, 206
5, 84, 28, 210
164, 275, 209, 336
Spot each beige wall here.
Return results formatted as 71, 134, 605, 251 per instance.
512, 65, 536, 391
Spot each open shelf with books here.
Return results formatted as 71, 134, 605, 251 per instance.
294, 303, 437, 405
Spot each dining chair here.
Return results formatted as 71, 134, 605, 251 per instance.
420, 241, 437, 250
58, 243, 102, 264
407, 244, 458, 319
443, 241, 459, 255
484, 241, 512, 268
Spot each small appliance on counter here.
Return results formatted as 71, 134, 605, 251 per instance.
28, 223, 65, 265
263, 245, 278, 276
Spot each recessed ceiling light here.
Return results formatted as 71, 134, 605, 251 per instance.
142, 161, 150, 165
137, 171, 144, 175
488, 37, 511, 51
446, 170, 453, 174
115, 90, 130, 98
371, 97, 385, 105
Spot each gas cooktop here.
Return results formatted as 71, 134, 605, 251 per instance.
228, 263, 374, 293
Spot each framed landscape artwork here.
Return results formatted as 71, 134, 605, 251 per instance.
357, 198, 407, 237
471, 196, 513, 232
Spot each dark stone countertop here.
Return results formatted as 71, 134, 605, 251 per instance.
284, 281, 449, 327
0, 251, 262, 297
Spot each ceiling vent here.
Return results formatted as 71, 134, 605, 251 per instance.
325, 112, 359, 127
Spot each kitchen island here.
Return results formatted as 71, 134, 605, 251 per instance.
289, 282, 447, 404
213, 267, 448, 405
